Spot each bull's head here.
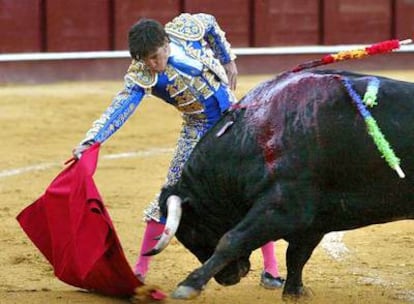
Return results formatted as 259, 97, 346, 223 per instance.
144, 188, 251, 286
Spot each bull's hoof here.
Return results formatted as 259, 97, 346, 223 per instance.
171, 285, 201, 300
282, 286, 314, 302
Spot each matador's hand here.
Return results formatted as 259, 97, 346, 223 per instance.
223, 60, 238, 91
72, 140, 94, 159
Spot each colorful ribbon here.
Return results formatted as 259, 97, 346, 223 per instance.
362, 77, 380, 107
341, 77, 405, 178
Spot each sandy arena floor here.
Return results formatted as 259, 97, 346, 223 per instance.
0, 72, 413, 304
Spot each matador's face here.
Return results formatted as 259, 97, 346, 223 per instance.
143, 42, 170, 73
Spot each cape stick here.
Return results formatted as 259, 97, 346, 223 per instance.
290, 39, 412, 73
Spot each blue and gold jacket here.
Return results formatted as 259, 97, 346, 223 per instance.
81, 13, 237, 144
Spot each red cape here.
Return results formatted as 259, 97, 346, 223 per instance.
17, 143, 165, 300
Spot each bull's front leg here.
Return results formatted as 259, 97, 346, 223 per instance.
172, 213, 279, 299
171, 231, 247, 299
283, 233, 323, 299
171, 254, 230, 299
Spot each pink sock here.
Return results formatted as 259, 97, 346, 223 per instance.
261, 241, 280, 277
133, 220, 165, 277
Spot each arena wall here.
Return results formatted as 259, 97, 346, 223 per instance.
1, 0, 414, 83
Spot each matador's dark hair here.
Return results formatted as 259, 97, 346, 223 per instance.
128, 18, 169, 60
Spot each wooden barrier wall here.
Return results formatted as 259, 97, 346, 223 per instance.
1, 0, 414, 54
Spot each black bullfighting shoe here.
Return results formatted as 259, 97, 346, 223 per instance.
260, 271, 285, 289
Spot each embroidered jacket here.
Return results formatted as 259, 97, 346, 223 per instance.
81, 13, 236, 145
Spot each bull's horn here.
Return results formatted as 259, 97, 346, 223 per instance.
142, 195, 182, 256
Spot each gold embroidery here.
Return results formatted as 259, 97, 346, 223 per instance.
202, 70, 221, 90
198, 85, 214, 99
178, 101, 204, 113
181, 43, 228, 84
165, 65, 177, 80
192, 77, 206, 90
165, 13, 205, 41
176, 91, 197, 106
166, 76, 187, 97
166, 84, 180, 97
164, 64, 222, 114
182, 113, 206, 122
126, 60, 157, 88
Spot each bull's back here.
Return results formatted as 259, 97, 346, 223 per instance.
180, 70, 414, 230
313, 71, 414, 185
294, 70, 414, 227
237, 70, 414, 226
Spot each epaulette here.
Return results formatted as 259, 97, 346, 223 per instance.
125, 60, 157, 89
165, 13, 205, 41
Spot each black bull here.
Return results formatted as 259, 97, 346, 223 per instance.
151, 69, 414, 299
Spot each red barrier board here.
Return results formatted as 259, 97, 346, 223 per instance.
395, 0, 414, 39
0, 0, 43, 53
184, 0, 251, 47
113, 0, 181, 50
323, 0, 392, 44
253, 0, 320, 46
46, 0, 111, 52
